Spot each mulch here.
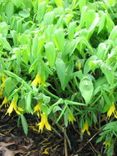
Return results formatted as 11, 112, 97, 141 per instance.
0, 109, 104, 156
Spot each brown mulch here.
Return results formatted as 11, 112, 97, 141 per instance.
0, 109, 104, 156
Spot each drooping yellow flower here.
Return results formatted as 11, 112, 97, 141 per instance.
31, 74, 42, 87
103, 140, 111, 148
81, 121, 90, 135
2, 97, 8, 105
107, 103, 117, 118
6, 95, 23, 116
37, 113, 51, 132
68, 111, 76, 124
0, 97, 9, 108
34, 102, 41, 112
42, 148, 49, 155
6, 102, 14, 115
34, 102, 42, 116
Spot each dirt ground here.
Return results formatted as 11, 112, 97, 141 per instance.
0, 110, 107, 156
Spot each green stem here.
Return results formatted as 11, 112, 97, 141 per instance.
65, 99, 86, 106
56, 104, 67, 123
43, 88, 60, 100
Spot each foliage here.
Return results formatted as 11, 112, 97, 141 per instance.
0, 0, 117, 155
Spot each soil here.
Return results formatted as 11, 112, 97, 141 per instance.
0, 109, 105, 156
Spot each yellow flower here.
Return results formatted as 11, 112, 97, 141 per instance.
103, 140, 111, 148
68, 111, 76, 123
81, 121, 90, 135
42, 148, 49, 155
6, 102, 14, 115
34, 102, 41, 112
2, 97, 8, 105
107, 103, 117, 118
0, 97, 9, 108
37, 113, 51, 132
6, 96, 23, 116
31, 74, 42, 87
34, 102, 42, 117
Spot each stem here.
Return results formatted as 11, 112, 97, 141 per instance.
74, 77, 79, 90
43, 87, 60, 100
65, 99, 86, 106
56, 104, 67, 123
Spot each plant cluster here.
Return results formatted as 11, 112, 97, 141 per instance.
0, 0, 117, 155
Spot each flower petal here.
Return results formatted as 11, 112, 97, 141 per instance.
107, 104, 115, 118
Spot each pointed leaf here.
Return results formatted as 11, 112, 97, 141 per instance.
79, 75, 94, 104
20, 115, 28, 135
45, 42, 56, 67
25, 92, 33, 113
54, 28, 65, 52
55, 0, 63, 7
56, 58, 66, 90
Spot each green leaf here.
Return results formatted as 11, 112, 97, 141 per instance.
63, 39, 78, 56
97, 43, 107, 60
101, 65, 114, 85
109, 26, 117, 40
4, 78, 17, 96
54, 28, 65, 52
5, 1, 14, 20
56, 58, 66, 90
25, 92, 33, 113
102, 91, 112, 113
56, 59, 73, 90
20, 115, 28, 135
80, 8, 96, 29
16, 19, 23, 33
103, 121, 117, 132
0, 22, 9, 37
98, 11, 106, 33
52, 105, 62, 113
45, 42, 56, 67
44, 11, 54, 25
78, 0, 87, 11
41, 104, 49, 115
45, 25, 54, 41
79, 75, 94, 104
106, 13, 114, 33
88, 13, 100, 35
84, 56, 98, 74
0, 36, 11, 51
19, 9, 30, 18
55, 0, 63, 7
104, 0, 116, 6
36, 1, 46, 23
31, 35, 39, 60
68, 22, 76, 40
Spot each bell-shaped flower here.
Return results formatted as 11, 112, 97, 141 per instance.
81, 121, 90, 135
37, 113, 51, 132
